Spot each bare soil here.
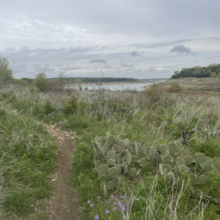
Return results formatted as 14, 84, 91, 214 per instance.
42, 125, 80, 220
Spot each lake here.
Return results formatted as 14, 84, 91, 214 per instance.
69, 82, 160, 91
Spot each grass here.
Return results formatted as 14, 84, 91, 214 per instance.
0, 79, 220, 219
0, 106, 58, 219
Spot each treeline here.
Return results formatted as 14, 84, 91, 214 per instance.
51, 77, 138, 83
171, 63, 220, 79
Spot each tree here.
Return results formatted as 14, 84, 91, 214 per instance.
57, 71, 66, 89
0, 56, 14, 83
33, 72, 49, 92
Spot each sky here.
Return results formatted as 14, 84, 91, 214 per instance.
0, 0, 220, 79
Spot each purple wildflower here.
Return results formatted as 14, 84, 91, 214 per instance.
90, 204, 94, 207
88, 200, 91, 203
120, 196, 124, 199
95, 215, 99, 219
97, 196, 101, 198
113, 202, 117, 205
111, 195, 114, 198
121, 207, 126, 211
36, 181, 38, 183
40, 138, 44, 141
106, 210, 109, 213
118, 202, 122, 206
113, 207, 117, 210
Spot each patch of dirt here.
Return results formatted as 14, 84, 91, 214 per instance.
42, 125, 80, 220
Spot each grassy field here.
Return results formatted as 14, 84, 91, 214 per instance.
0, 78, 220, 219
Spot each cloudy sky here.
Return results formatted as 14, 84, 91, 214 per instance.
1, 0, 220, 79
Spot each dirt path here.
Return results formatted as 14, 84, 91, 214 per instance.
42, 125, 80, 220
0, 102, 80, 219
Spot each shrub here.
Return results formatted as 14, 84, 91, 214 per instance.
145, 83, 162, 103
33, 72, 49, 92
63, 94, 78, 115
167, 81, 182, 93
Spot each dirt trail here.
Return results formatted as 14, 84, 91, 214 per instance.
0, 102, 80, 219
43, 125, 80, 220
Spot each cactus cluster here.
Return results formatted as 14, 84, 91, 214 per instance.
91, 133, 141, 190
144, 141, 217, 186
91, 134, 219, 191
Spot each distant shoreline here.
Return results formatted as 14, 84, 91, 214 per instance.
81, 81, 162, 86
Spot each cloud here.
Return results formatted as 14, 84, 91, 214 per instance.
121, 63, 134, 68
169, 45, 196, 54
131, 51, 142, 57
89, 59, 107, 63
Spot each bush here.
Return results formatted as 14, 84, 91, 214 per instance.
145, 83, 162, 103
167, 81, 182, 93
0, 56, 14, 84
33, 72, 49, 92
63, 94, 78, 115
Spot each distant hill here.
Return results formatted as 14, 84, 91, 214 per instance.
171, 63, 220, 79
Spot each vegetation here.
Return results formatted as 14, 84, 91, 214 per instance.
171, 63, 220, 79
0, 54, 220, 219
0, 56, 14, 84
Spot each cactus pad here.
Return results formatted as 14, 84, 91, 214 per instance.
178, 164, 189, 174
106, 181, 114, 191
107, 150, 116, 162
131, 155, 138, 163
164, 171, 175, 185
98, 164, 109, 175
159, 145, 168, 156
184, 156, 194, 166
107, 159, 115, 167
164, 155, 174, 165
107, 135, 116, 147
169, 143, 177, 154
194, 153, 206, 164
175, 157, 185, 167
108, 167, 120, 179
152, 140, 160, 149
124, 165, 129, 174
153, 151, 161, 163
197, 175, 208, 185
99, 174, 107, 183
125, 150, 131, 165
189, 174, 197, 185
142, 142, 150, 156
128, 168, 137, 178
138, 157, 147, 168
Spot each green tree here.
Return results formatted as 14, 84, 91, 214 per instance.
33, 72, 49, 92
0, 56, 14, 83
57, 71, 66, 89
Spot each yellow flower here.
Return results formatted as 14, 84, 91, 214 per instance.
31, 205, 33, 207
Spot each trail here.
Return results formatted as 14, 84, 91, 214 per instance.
0, 101, 80, 220
40, 124, 80, 220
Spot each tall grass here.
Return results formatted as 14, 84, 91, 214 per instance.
1, 84, 220, 219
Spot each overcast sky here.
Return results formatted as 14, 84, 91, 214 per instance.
0, 0, 220, 79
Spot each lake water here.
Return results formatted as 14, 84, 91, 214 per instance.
77, 83, 155, 91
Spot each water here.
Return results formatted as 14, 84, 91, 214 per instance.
77, 83, 155, 91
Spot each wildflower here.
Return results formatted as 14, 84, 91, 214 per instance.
40, 138, 44, 141
90, 204, 94, 207
118, 202, 122, 206
110, 195, 114, 198
120, 196, 124, 198
31, 205, 33, 207
113, 202, 117, 205
88, 200, 91, 203
121, 207, 125, 211
113, 207, 117, 210
138, 142, 141, 146
95, 215, 99, 219
97, 196, 101, 198
106, 210, 110, 213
